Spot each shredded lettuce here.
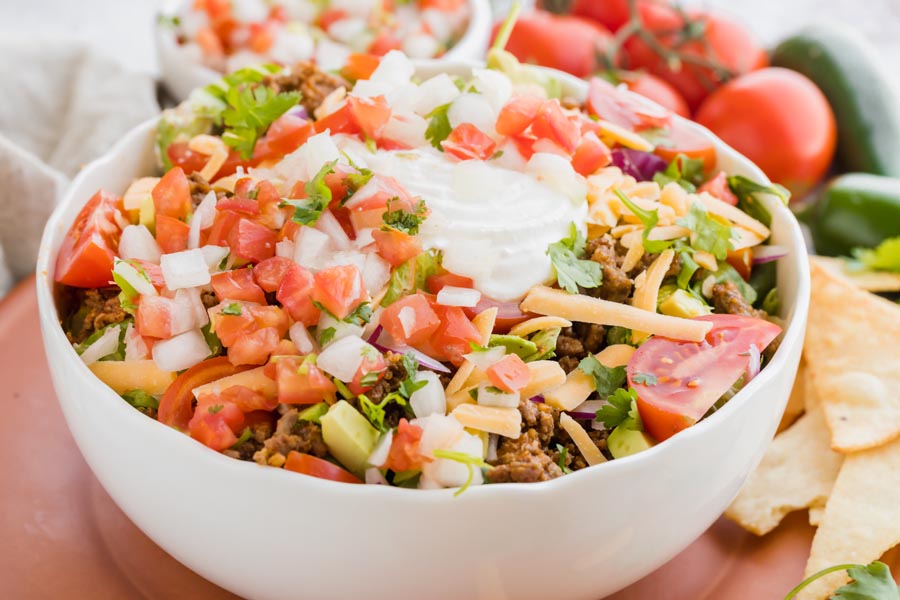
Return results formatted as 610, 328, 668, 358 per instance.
852, 237, 900, 273
726, 175, 790, 228
614, 189, 672, 254
381, 249, 442, 307
677, 202, 736, 260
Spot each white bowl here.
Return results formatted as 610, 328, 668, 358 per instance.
36, 61, 809, 600
156, 0, 494, 101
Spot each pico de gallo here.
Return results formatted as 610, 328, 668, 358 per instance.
56, 48, 789, 492
163, 0, 472, 75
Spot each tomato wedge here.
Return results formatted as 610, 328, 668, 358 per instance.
158, 357, 253, 431
628, 314, 781, 442
284, 451, 363, 484
55, 190, 124, 288
653, 120, 718, 173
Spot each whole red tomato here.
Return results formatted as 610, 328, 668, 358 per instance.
617, 71, 690, 118
492, 10, 612, 78
622, 5, 767, 110
695, 67, 837, 198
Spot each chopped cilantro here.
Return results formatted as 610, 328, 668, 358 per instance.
157, 14, 181, 28
121, 389, 159, 411
468, 388, 479, 401
432, 449, 491, 496
555, 443, 573, 474
595, 388, 640, 430
425, 103, 452, 150
578, 356, 627, 399
676, 202, 736, 260
547, 223, 603, 294
614, 189, 672, 254
231, 427, 252, 448
221, 302, 243, 316
653, 154, 705, 192
318, 327, 337, 346
344, 302, 373, 326
398, 352, 427, 398
726, 175, 790, 228
382, 199, 428, 235
852, 237, 900, 273
201, 323, 223, 358
784, 561, 899, 600
208, 404, 224, 414
381, 249, 442, 306
358, 392, 406, 432
282, 159, 338, 226
632, 372, 658, 386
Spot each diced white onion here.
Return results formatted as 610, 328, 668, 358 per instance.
188, 191, 217, 249
362, 252, 391, 295
123, 323, 149, 361
448, 94, 497, 138
414, 73, 461, 116
175, 287, 210, 331
80, 325, 121, 366
526, 153, 587, 204
367, 430, 394, 468
275, 131, 341, 184
268, 28, 315, 64
161, 249, 211, 289
289, 322, 318, 354
316, 312, 365, 348
381, 113, 428, 149
352, 79, 394, 99
316, 335, 371, 381
701, 275, 717, 298
369, 50, 414, 88
428, 432, 484, 488
463, 346, 505, 371
436, 286, 481, 308
113, 259, 157, 297
119, 225, 162, 263
397, 306, 417, 338
486, 434, 499, 462
354, 228, 376, 250
276, 239, 295, 259
152, 329, 210, 372
365, 467, 389, 485
328, 17, 367, 44
476, 383, 520, 408
293, 226, 333, 272
199, 245, 230, 271
471, 68, 513, 113
402, 33, 439, 59
409, 371, 446, 418
315, 210, 352, 250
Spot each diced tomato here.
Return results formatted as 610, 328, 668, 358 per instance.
372, 229, 422, 266
248, 21, 275, 53
312, 265, 367, 320
254, 256, 295, 292
218, 384, 278, 412
368, 31, 402, 56
248, 304, 290, 335
189, 399, 245, 451
426, 272, 475, 295
442, 123, 497, 161
228, 326, 281, 366
698, 171, 739, 206
211, 268, 266, 304
532, 100, 580, 153
586, 77, 672, 132
495, 95, 544, 137
216, 196, 260, 215
571, 131, 612, 176
629, 314, 782, 442
342, 53, 381, 81
277, 265, 320, 326
384, 418, 425, 472
158, 357, 252, 430
420, 0, 466, 8
257, 113, 314, 158
155, 214, 190, 254
348, 95, 392, 140
348, 348, 387, 395
227, 218, 277, 264
270, 338, 302, 360
134, 260, 166, 289
166, 142, 208, 175
314, 103, 361, 136
653, 120, 718, 173
195, 26, 225, 58
511, 133, 538, 161
432, 305, 482, 366
285, 451, 363, 484
486, 354, 530, 393
209, 301, 289, 347
275, 356, 338, 405
726, 248, 753, 281
55, 189, 124, 288
317, 8, 348, 30
206, 209, 242, 247
135, 295, 174, 339
345, 176, 415, 231
380, 292, 441, 346
152, 167, 192, 220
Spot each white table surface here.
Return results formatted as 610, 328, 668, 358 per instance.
1, 0, 898, 78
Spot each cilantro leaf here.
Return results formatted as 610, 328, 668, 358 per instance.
632, 372, 658, 386
381, 249, 442, 307
833, 562, 900, 600
399, 352, 428, 399
852, 237, 900, 273
231, 427, 253, 448
727, 175, 790, 228
614, 189, 672, 254
382, 199, 428, 235
425, 103, 452, 150
547, 223, 603, 294
201, 322, 223, 358
432, 449, 491, 496
344, 302, 373, 326
219, 78, 300, 159
282, 159, 338, 226
122, 389, 159, 410
653, 154, 705, 192
221, 302, 243, 316
595, 388, 639, 430
555, 443, 573, 474
577, 355, 626, 399
677, 202, 736, 260
318, 327, 337, 346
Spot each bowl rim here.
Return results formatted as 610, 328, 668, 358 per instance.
154, 0, 493, 82
36, 59, 810, 502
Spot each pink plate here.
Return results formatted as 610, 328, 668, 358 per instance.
0, 277, 881, 599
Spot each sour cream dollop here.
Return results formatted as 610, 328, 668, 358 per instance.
364, 149, 588, 302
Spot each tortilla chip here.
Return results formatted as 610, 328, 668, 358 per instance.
726, 402, 843, 535
808, 505, 825, 527
778, 358, 807, 433
805, 260, 900, 452
812, 255, 900, 293
797, 435, 900, 600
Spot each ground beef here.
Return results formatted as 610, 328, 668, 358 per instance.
348, 353, 410, 430
201, 290, 219, 309
518, 396, 556, 446
586, 235, 633, 303
555, 323, 606, 373
253, 409, 328, 466
188, 172, 215, 207
224, 419, 274, 461
487, 429, 563, 483
711, 281, 766, 319
636, 248, 683, 279
263, 62, 349, 115
554, 427, 612, 470
65, 287, 127, 344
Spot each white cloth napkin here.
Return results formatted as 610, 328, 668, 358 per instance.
0, 39, 159, 297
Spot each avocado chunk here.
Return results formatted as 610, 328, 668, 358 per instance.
659, 289, 711, 319
608, 425, 656, 459
320, 400, 379, 477
489, 334, 538, 359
